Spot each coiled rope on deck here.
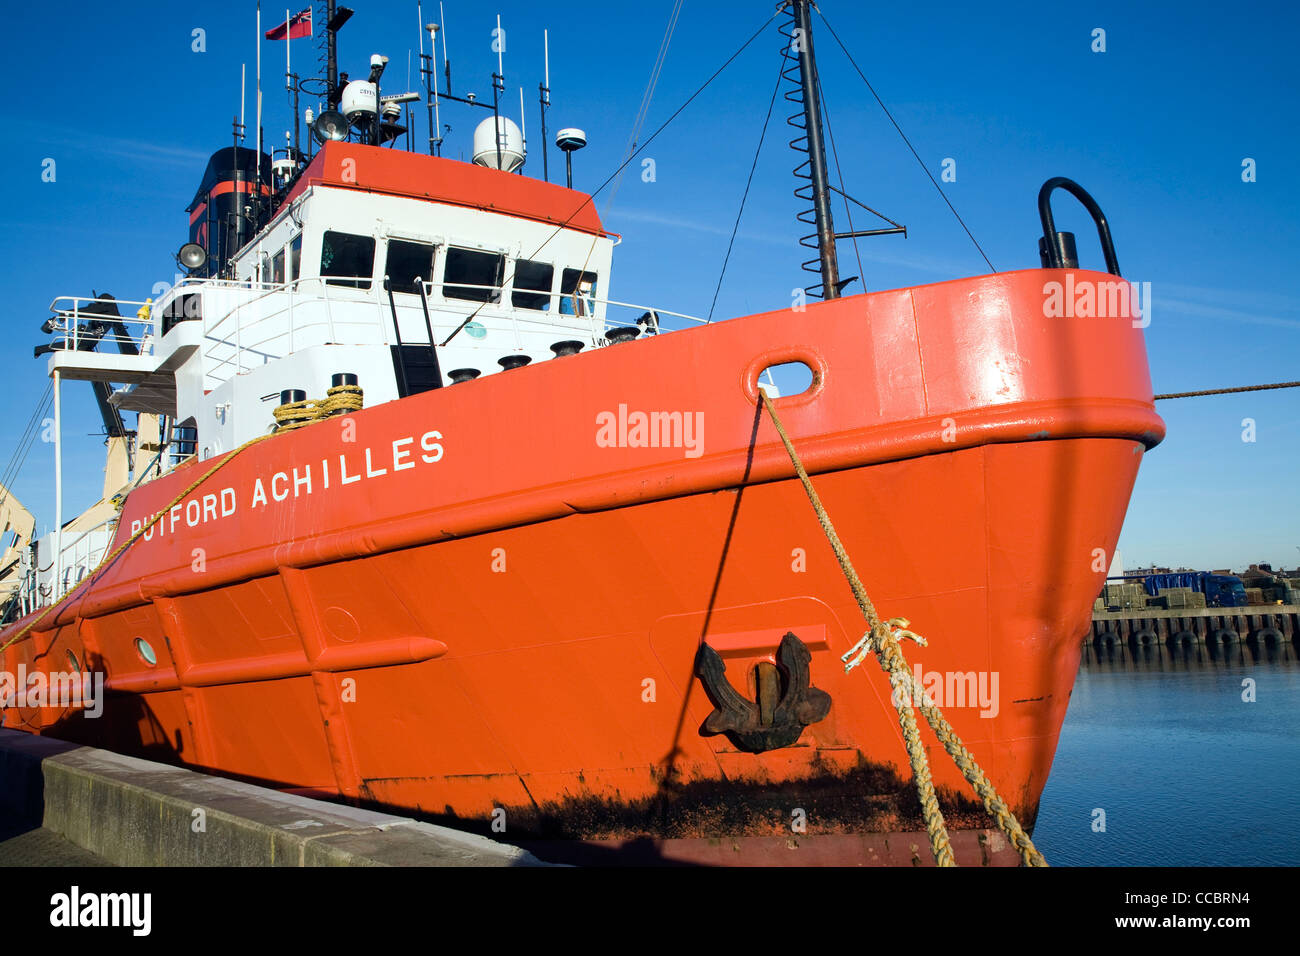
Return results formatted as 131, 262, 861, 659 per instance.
272, 383, 364, 431
758, 391, 1048, 867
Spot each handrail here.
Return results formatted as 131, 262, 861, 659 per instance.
58, 515, 117, 557
48, 294, 155, 313
52, 274, 710, 392
45, 513, 118, 602
415, 281, 445, 387
1037, 176, 1121, 277
47, 295, 155, 354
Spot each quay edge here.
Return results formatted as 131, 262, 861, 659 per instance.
1088, 605, 1300, 646
0, 728, 547, 867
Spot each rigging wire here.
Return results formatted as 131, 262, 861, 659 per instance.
707, 61, 785, 323
1154, 381, 1300, 401
0, 382, 53, 511
603, 0, 685, 215
4, 395, 53, 496
815, 73, 865, 291
813, 6, 997, 274
442, 6, 784, 346
0, 387, 49, 486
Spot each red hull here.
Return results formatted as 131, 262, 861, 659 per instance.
2, 269, 1163, 864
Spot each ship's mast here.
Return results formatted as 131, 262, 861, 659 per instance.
326, 0, 339, 107
791, 0, 839, 300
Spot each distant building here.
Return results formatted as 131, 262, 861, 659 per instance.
1241, 563, 1280, 588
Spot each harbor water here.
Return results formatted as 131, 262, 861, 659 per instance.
1033, 640, 1300, 865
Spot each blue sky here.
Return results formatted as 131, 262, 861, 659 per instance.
1, 0, 1296, 571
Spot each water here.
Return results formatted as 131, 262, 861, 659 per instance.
1032, 640, 1300, 865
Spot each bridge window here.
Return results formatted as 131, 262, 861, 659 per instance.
161, 293, 202, 334
271, 248, 286, 285
385, 240, 438, 294
559, 268, 598, 316
321, 230, 376, 289
289, 234, 302, 282
512, 259, 554, 311
443, 247, 503, 303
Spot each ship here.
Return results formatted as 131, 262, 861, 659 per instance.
0, 0, 1164, 865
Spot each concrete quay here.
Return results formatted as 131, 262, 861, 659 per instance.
0, 728, 546, 867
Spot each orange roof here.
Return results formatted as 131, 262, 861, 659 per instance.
280, 142, 607, 236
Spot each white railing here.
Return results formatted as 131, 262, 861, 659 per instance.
200, 276, 390, 382
20, 514, 118, 611
50, 274, 708, 394
46, 295, 156, 353
196, 275, 707, 381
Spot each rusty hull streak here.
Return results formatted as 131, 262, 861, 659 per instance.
357, 751, 1020, 845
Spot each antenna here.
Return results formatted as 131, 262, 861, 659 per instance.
284, 9, 299, 159
491, 13, 504, 172
518, 86, 526, 143
368, 54, 388, 147
288, 70, 301, 157
255, 1, 264, 230
539, 28, 550, 182
440, 2, 451, 95
556, 128, 586, 189
284, 7, 291, 86
326, 0, 338, 105
421, 9, 443, 156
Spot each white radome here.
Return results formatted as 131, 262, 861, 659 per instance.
472, 116, 526, 173
340, 80, 378, 126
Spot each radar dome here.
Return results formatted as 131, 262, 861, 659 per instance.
472, 116, 525, 173
340, 80, 378, 127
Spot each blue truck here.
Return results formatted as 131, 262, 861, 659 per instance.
1110, 571, 1248, 608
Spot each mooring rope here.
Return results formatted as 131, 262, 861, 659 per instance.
758, 391, 1048, 866
272, 383, 364, 431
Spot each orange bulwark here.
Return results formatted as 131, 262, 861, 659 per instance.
282, 141, 609, 236
1, 269, 1162, 865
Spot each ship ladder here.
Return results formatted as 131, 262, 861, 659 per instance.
759, 391, 1048, 867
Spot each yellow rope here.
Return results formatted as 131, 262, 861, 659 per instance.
758, 391, 1048, 867
272, 384, 364, 431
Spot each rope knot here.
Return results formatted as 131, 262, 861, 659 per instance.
840, 617, 927, 673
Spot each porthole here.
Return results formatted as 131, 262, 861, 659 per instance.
134, 638, 157, 666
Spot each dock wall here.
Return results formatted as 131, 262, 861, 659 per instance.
0, 729, 545, 867
1088, 605, 1300, 646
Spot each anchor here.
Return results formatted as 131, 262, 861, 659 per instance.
694, 631, 832, 753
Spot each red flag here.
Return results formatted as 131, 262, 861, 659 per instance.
265, 8, 311, 41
